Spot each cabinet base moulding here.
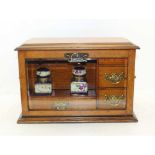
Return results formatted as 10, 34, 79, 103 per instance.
17, 114, 138, 123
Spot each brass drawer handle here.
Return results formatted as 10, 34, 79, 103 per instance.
105, 94, 125, 106
104, 72, 125, 84
54, 102, 68, 110
64, 53, 89, 63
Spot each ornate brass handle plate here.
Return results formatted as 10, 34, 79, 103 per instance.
54, 102, 68, 110
104, 94, 125, 106
104, 72, 125, 84
64, 53, 89, 63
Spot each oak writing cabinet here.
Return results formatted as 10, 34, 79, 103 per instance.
15, 38, 139, 123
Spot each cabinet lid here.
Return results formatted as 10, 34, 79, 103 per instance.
15, 37, 140, 51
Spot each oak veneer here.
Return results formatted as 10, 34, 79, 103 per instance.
16, 38, 139, 123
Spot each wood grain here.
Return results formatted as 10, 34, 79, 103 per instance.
98, 58, 128, 66
17, 114, 138, 123
126, 50, 136, 114
16, 38, 139, 123
15, 38, 140, 50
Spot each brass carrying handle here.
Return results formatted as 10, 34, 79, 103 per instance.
104, 94, 125, 106
53, 102, 68, 110
104, 72, 126, 84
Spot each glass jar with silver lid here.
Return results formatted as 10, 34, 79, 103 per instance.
71, 65, 88, 95
35, 67, 52, 94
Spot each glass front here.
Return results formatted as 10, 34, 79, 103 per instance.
26, 59, 97, 111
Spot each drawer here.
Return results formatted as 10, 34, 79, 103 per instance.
98, 89, 126, 109
99, 66, 127, 87
99, 58, 128, 66
29, 96, 96, 110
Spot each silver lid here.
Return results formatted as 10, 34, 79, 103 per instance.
72, 66, 86, 76
36, 68, 51, 77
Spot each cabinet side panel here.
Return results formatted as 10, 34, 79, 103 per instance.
18, 51, 29, 114
127, 50, 136, 114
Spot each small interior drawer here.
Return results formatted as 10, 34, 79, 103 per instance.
98, 58, 128, 66
99, 66, 127, 88
29, 96, 96, 110
98, 89, 127, 109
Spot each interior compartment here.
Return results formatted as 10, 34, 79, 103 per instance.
26, 59, 97, 97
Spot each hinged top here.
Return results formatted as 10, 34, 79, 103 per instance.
15, 37, 140, 51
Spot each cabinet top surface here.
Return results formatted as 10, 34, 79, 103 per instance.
15, 37, 140, 51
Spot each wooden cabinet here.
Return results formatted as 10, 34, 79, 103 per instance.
16, 38, 139, 123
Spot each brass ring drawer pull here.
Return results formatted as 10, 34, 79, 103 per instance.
104, 72, 126, 84
54, 102, 68, 110
104, 94, 125, 106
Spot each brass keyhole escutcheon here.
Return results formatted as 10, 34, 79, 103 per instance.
53, 102, 68, 110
